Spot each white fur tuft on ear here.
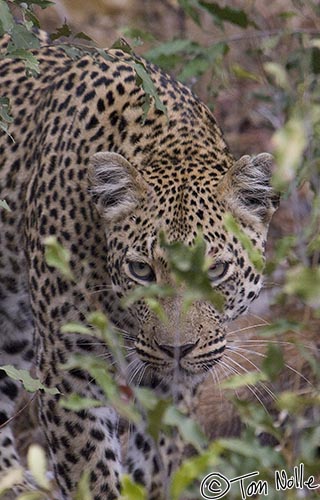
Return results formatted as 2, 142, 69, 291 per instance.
89, 152, 147, 221
219, 153, 279, 224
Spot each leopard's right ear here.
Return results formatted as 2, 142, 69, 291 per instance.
218, 153, 279, 225
89, 152, 147, 222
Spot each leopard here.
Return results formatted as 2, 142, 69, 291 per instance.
0, 30, 278, 500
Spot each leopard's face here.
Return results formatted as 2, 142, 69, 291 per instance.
90, 152, 277, 385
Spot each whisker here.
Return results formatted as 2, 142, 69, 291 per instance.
245, 313, 270, 325
225, 352, 277, 402
206, 364, 223, 400
227, 323, 269, 336
218, 359, 269, 413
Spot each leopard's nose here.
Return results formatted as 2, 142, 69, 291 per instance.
156, 339, 199, 360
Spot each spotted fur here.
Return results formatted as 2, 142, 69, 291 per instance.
0, 32, 278, 499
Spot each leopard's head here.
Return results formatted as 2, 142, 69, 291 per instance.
90, 151, 278, 387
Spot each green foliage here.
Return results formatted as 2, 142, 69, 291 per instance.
0, 198, 11, 211
224, 213, 265, 271
272, 117, 307, 191
160, 231, 224, 311
44, 236, 75, 281
284, 265, 320, 307
0, 468, 24, 497
74, 472, 92, 500
177, 0, 253, 29
120, 475, 146, 500
164, 405, 207, 452
0, 0, 41, 76
1, 1, 320, 498
26, 445, 50, 492
170, 442, 222, 499
221, 370, 267, 389
145, 39, 228, 83
198, 1, 254, 28
63, 353, 141, 423
109, 38, 167, 119
50, 22, 93, 42
60, 394, 102, 411
0, 96, 14, 139
133, 60, 167, 118
0, 365, 59, 395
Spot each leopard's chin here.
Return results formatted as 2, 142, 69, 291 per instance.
134, 363, 209, 390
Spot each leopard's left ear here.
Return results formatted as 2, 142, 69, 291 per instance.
89, 152, 148, 222
219, 153, 279, 225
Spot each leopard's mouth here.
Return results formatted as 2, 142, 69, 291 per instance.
127, 343, 225, 386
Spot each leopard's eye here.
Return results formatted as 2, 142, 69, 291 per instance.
208, 262, 229, 283
128, 261, 155, 282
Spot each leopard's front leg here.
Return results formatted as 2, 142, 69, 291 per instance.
39, 388, 122, 500
124, 423, 184, 500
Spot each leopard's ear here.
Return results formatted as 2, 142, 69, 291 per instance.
89, 152, 147, 221
219, 153, 279, 225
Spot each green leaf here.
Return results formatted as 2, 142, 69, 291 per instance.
146, 39, 196, 60
74, 471, 92, 500
224, 213, 265, 272
277, 391, 320, 414
87, 311, 126, 367
284, 265, 320, 306
123, 283, 173, 323
120, 27, 154, 43
133, 62, 167, 118
27, 445, 50, 490
218, 436, 283, 466
19, 0, 54, 7
199, 1, 253, 28
17, 491, 47, 500
264, 62, 289, 89
221, 370, 267, 389
232, 64, 261, 82
311, 46, 320, 74
178, 56, 210, 81
61, 322, 92, 335
146, 399, 170, 441
7, 48, 40, 76
44, 236, 74, 281
23, 8, 41, 29
261, 343, 284, 380
63, 354, 141, 423
261, 318, 301, 337
272, 117, 307, 191
178, 0, 201, 26
50, 22, 72, 41
0, 0, 14, 35
170, 442, 222, 500
60, 44, 84, 61
0, 199, 12, 211
60, 394, 102, 411
0, 468, 24, 496
0, 95, 13, 122
120, 474, 147, 500
74, 32, 93, 42
111, 37, 134, 54
0, 365, 59, 394
160, 231, 224, 311
10, 23, 40, 49
233, 400, 282, 441
274, 235, 297, 262
134, 386, 159, 411
87, 311, 109, 332
164, 406, 207, 452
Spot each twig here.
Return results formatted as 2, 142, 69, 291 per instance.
0, 392, 36, 429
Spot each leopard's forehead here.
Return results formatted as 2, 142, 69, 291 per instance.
66, 49, 234, 178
